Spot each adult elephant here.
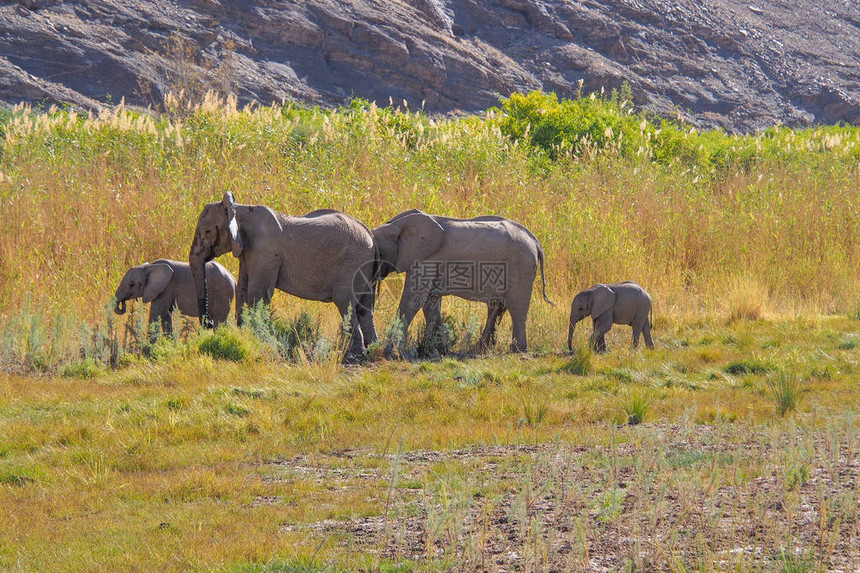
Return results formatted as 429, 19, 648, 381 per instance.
373, 209, 554, 352
189, 192, 378, 360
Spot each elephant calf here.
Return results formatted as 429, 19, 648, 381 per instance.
568, 281, 653, 353
114, 259, 236, 336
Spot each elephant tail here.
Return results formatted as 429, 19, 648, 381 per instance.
537, 246, 556, 307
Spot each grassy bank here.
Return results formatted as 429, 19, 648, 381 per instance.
1, 315, 858, 571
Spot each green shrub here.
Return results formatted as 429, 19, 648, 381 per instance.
242, 302, 319, 360
498, 89, 646, 160
145, 336, 184, 362
383, 315, 406, 360
415, 314, 459, 359
198, 326, 254, 362
61, 357, 104, 379
497, 89, 860, 170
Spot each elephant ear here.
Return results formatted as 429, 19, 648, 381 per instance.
223, 191, 243, 257
142, 262, 174, 303
591, 284, 616, 320
392, 211, 445, 273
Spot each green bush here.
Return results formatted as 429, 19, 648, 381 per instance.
415, 313, 459, 359
61, 357, 104, 379
497, 88, 860, 170
241, 302, 320, 360
498, 89, 646, 159
198, 326, 254, 362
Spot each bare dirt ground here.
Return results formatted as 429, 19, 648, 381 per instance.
267, 423, 859, 571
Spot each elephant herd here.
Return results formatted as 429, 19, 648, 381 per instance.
114, 193, 654, 360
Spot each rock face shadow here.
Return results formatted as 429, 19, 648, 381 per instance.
2, 1, 860, 130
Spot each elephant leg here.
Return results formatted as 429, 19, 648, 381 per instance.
354, 269, 378, 348
591, 313, 612, 353
147, 304, 168, 343
396, 279, 426, 335
595, 333, 607, 353
631, 310, 652, 349
381, 282, 426, 359
422, 294, 442, 334
334, 294, 365, 362
508, 301, 530, 353
642, 319, 654, 349
631, 316, 643, 348
235, 265, 249, 325
478, 301, 506, 353
161, 308, 175, 337
244, 267, 278, 312
356, 301, 377, 348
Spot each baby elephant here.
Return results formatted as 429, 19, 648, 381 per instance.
568, 281, 653, 353
114, 259, 236, 335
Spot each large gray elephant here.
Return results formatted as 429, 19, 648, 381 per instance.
373, 209, 554, 352
189, 192, 378, 360
567, 281, 653, 353
114, 259, 235, 335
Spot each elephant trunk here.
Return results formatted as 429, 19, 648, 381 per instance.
189, 244, 211, 327
568, 309, 586, 352
567, 317, 575, 352
114, 298, 127, 315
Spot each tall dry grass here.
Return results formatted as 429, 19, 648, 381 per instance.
1, 93, 859, 362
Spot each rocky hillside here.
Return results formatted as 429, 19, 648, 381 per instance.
1, 0, 859, 131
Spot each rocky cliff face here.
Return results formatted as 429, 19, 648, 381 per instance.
1, 0, 859, 131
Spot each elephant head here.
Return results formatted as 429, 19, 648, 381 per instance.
189, 192, 243, 323
114, 262, 175, 315
568, 284, 615, 350
372, 210, 445, 280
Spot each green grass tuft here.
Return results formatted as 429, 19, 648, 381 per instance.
559, 344, 592, 375
724, 360, 770, 376
768, 370, 805, 417
620, 387, 654, 425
